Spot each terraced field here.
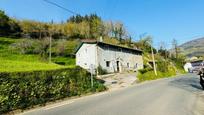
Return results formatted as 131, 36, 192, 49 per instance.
0, 37, 71, 72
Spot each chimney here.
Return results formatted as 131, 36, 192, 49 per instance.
99, 36, 103, 42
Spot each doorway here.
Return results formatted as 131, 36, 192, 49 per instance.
116, 61, 120, 72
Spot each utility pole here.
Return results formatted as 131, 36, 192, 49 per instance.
49, 33, 52, 63
90, 64, 94, 88
151, 44, 157, 76
96, 41, 99, 77
172, 39, 178, 59
91, 70, 93, 88
49, 20, 54, 63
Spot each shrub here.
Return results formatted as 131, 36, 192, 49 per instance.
11, 39, 33, 54
157, 60, 168, 72
138, 67, 153, 74
52, 57, 75, 66
0, 66, 106, 114
52, 40, 79, 57
137, 70, 176, 82
97, 65, 108, 75
137, 60, 177, 82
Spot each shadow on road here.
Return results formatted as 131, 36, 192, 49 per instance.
169, 74, 203, 93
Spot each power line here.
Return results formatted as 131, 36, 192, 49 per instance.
43, 0, 78, 15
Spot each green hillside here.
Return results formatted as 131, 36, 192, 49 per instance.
179, 37, 204, 57
0, 37, 72, 72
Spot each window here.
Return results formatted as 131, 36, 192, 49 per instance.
135, 63, 138, 69
106, 61, 110, 67
119, 48, 122, 52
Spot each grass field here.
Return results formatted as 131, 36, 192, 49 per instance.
0, 59, 69, 72
0, 37, 75, 72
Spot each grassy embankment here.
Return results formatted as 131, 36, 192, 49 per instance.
0, 37, 75, 72
137, 53, 185, 82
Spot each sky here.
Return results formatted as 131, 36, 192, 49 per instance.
1, 0, 204, 48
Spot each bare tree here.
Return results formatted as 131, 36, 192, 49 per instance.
172, 39, 179, 59
158, 41, 168, 59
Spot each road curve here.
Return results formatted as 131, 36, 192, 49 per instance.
21, 74, 204, 115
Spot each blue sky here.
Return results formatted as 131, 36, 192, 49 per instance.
1, 0, 204, 48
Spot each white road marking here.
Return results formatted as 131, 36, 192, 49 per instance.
44, 101, 74, 110
44, 92, 108, 110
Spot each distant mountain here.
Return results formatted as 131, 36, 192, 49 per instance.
179, 37, 204, 57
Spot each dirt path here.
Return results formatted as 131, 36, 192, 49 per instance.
99, 72, 137, 90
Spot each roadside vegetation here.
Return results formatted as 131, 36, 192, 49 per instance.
0, 67, 106, 114
137, 36, 185, 82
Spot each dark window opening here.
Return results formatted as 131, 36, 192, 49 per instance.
135, 63, 138, 68
106, 61, 110, 67
119, 48, 122, 52
116, 61, 120, 72
127, 63, 129, 68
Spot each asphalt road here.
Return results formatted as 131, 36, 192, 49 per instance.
21, 74, 204, 115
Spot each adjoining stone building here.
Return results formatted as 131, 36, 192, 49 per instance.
75, 40, 143, 74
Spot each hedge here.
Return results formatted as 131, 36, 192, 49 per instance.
0, 66, 106, 114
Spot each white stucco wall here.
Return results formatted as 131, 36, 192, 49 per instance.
76, 43, 143, 73
97, 45, 143, 73
76, 43, 97, 70
184, 63, 192, 72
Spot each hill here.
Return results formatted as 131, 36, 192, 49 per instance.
0, 37, 73, 72
179, 37, 204, 57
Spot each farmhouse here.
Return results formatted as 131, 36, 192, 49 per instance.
75, 40, 143, 74
184, 60, 204, 72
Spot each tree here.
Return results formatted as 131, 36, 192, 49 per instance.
0, 10, 131, 43
111, 22, 128, 43
0, 10, 10, 36
79, 21, 90, 38
158, 41, 169, 59
136, 35, 158, 76
127, 36, 132, 47
117, 23, 126, 43
8, 19, 22, 37
89, 17, 102, 38
68, 14, 84, 23
63, 22, 80, 38
53, 39, 67, 56
102, 21, 113, 37
172, 39, 179, 59
34, 38, 50, 59
20, 20, 38, 38
135, 36, 155, 53
0, 10, 22, 37
67, 14, 104, 39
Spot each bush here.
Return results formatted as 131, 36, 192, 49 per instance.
10, 39, 35, 54
137, 60, 176, 82
52, 57, 75, 66
97, 65, 108, 75
0, 66, 106, 114
137, 70, 176, 82
157, 60, 168, 72
138, 67, 153, 74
